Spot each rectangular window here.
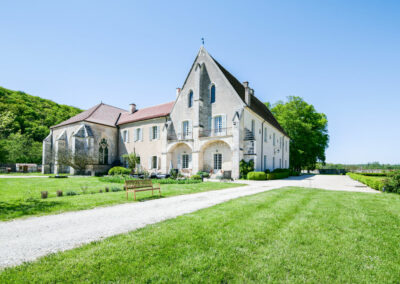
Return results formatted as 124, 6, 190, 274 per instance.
264, 127, 267, 142
152, 126, 158, 140
214, 116, 222, 133
273, 157, 275, 169
285, 160, 287, 168
182, 154, 189, 169
273, 133, 276, 146
152, 156, 157, 169
183, 121, 189, 138
214, 153, 222, 170
263, 155, 267, 170
123, 130, 128, 142
251, 120, 255, 136
135, 128, 141, 142
279, 158, 282, 168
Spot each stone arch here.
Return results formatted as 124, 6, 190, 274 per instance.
167, 142, 193, 174
199, 140, 232, 173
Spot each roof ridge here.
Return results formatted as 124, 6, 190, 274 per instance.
136, 101, 175, 110
83, 103, 103, 121
98, 102, 128, 112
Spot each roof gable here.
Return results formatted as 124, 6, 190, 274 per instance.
51, 103, 127, 129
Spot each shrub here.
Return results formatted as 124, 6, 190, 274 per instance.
66, 191, 78, 196
197, 171, 210, 178
346, 173, 384, 191
239, 160, 254, 179
108, 167, 131, 176
264, 169, 270, 174
191, 174, 202, 180
99, 189, 103, 193
289, 170, 300, 176
56, 190, 63, 197
157, 178, 202, 184
247, 171, 267, 180
99, 175, 132, 183
358, 172, 387, 177
111, 187, 123, 192
105, 187, 109, 192
267, 172, 290, 180
41, 191, 48, 199
383, 170, 400, 193
169, 169, 178, 179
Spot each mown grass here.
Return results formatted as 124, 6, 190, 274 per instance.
0, 177, 243, 220
1, 187, 400, 283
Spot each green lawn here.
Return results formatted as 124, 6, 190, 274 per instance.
1, 187, 400, 283
0, 177, 244, 220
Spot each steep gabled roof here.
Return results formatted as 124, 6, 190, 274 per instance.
117, 101, 174, 125
211, 56, 288, 136
51, 103, 127, 129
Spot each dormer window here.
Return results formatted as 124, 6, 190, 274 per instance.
210, 84, 216, 103
188, 91, 193, 108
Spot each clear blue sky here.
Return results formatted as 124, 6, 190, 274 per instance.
1, 0, 399, 164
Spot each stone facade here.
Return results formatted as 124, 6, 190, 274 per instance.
43, 47, 289, 178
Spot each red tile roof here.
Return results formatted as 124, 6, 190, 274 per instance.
51, 103, 128, 128
117, 101, 174, 125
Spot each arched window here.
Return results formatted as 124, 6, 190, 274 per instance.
99, 138, 109, 165
188, 91, 193, 108
210, 84, 216, 103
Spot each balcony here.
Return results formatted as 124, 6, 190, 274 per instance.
199, 127, 232, 138
167, 132, 193, 141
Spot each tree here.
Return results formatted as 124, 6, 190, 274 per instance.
268, 96, 329, 172
3, 132, 42, 164
122, 152, 140, 173
57, 149, 96, 174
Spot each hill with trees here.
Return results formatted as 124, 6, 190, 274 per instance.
0, 86, 82, 164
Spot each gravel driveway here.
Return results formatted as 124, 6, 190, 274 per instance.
0, 175, 377, 268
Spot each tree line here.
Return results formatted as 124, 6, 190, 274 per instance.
0, 86, 82, 164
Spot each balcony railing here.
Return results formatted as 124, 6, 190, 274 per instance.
199, 127, 232, 138
167, 131, 193, 141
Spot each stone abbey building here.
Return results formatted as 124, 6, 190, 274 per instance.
42, 47, 289, 179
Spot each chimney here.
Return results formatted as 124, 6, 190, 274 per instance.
243, 81, 251, 106
129, 103, 137, 114
176, 88, 181, 98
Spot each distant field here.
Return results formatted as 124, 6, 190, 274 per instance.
0, 177, 244, 220
1, 187, 400, 283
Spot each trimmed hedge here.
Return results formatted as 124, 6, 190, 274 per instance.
357, 172, 387, 177
108, 167, 131, 176
267, 172, 290, 180
346, 173, 384, 191
247, 172, 267, 180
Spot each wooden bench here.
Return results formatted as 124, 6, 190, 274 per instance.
125, 179, 161, 200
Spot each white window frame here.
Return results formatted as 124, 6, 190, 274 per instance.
182, 154, 189, 169
214, 115, 222, 133
182, 121, 190, 138
123, 130, 128, 143
151, 126, 159, 140
214, 153, 222, 170
135, 128, 142, 142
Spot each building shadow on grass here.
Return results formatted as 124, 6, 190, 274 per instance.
0, 199, 62, 220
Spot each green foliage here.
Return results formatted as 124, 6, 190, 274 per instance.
239, 159, 254, 179
346, 173, 384, 191
383, 170, 400, 193
0, 86, 82, 163
190, 174, 202, 180
267, 172, 290, 180
122, 153, 140, 173
156, 178, 202, 184
65, 191, 78, 196
267, 96, 329, 171
358, 172, 388, 177
316, 162, 400, 170
247, 171, 267, 180
196, 171, 210, 178
108, 167, 131, 176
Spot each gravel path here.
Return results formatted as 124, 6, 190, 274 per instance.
0, 175, 377, 268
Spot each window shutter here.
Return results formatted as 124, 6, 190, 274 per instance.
148, 157, 152, 169
188, 120, 192, 136
149, 127, 152, 141
158, 156, 161, 169
178, 122, 182, 140
177, 155, 181, 169
127, 130, 129, 143
133, 129, 137, 142
140, 128, 143, 141
157, 126, 160, 139
189, 154, 192, 168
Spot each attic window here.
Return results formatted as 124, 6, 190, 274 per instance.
188, 91, 193, 108
210, 84, 216, 103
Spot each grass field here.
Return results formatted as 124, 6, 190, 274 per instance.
0, 177, 244, 220
1, 187, 399, 283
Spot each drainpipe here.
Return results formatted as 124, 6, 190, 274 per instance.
261, 121, 264, 171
